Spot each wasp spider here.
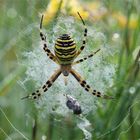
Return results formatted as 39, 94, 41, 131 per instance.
22, 12, 113, 100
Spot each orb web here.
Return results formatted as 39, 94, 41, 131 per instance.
19, 14, 117, 139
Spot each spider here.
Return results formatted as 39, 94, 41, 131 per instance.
22, 12, 113, 100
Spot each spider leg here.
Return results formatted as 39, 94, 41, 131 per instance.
72, 49, 101, 65
40, 15, 58, 64
76, 12, 88, 57
22, 69, 61, 100
70, 69, 113, 99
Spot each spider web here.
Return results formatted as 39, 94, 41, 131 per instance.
1, 99, 140, 140
97, 99, 140, 140
18, 13, 117, 140
0, 1, 118, 139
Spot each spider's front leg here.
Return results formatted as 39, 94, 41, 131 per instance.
70, 69, 113, 99
40, 15, 58, 64
22, 69, 61, 100
76, 12, 88, 57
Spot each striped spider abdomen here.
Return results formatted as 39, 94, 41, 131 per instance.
54, 34, 77, 65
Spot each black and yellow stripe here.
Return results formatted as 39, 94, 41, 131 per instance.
54, 34, 77, 65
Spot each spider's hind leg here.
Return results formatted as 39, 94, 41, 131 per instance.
70, 69, 113, 99
22, 69, 61, 100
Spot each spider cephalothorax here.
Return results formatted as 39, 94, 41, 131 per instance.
22, 12, 113, 100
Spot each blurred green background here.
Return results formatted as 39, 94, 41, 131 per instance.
0, 0, 140, 140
